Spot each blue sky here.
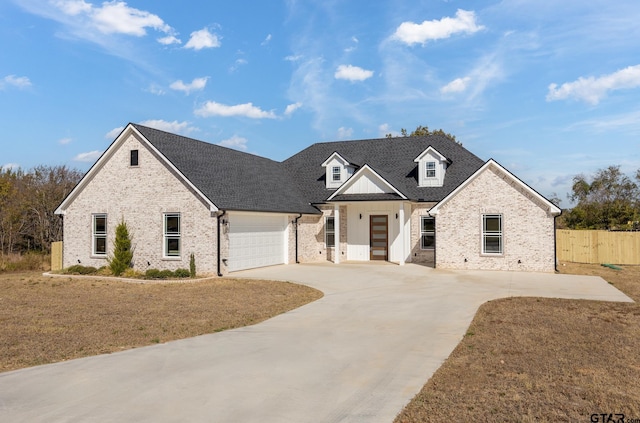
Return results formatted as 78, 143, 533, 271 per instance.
2, 0, 640, 206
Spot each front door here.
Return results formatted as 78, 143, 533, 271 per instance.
370, 215, 388, 260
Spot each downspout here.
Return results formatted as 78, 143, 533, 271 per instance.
554, 208, 562, 272
217, 210, 226, 277
294, 213, 302, 264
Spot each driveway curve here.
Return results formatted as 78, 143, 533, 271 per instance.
0, 263, 632, 423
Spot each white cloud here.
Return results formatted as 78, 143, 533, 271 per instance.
392, 9, 484, 45
139, 119, 196, 134
217, 135, 248, 151
1, 163, 20, 171
53, 0, 91, 16
285, 54, 303, 62
158, 35, 181, 45
344, 36, 359, 53
284, 102, 302, 116
47, 1, 177, 44
185, 28, 221, 50
58, 137, 72, 145
378, 123, 399, 137
1, 75, 32, 89
146, 84, 165, 95
195, 101, 277, 119
441, 76, 471, 94
334, 64, 374, 81
73, 150, 103, 162
91, 1, 171, 36
105, 126, 125, 139
547, 64, 640, 105
169, 77, 208, 94
337, 127, 353, 139
229, 58, 248, 73
261, 34, 272, 46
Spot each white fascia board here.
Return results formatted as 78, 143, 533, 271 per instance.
326, 164, 407, 200
54, 123, 219, 215
321, 151, 350, 167
413, 145, 448, 163
429, 159, 561, 216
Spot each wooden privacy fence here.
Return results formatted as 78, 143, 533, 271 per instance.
556, 230, 640, 265
51, 241, 63, 271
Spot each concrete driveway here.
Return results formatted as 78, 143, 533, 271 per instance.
0, 263, 632, 423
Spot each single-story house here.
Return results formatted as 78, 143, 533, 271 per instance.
55, 123, 561, 275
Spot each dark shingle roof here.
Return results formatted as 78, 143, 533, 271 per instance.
133, 124, 485, 214
283, 135, 485, 204
133, 124, 318, 214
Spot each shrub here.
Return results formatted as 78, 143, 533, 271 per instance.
64, 265, 98, 275
158, 270, 174, 279
145, 268, 162, 279
108, 219, 134, 276
174, 268, 191, 278
121, 268, 143, 278
189, 253, 196, 278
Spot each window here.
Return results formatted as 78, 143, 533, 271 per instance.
420, 217, 435, 250
130, 149, 139, 166
425, 161, 436, 178
332, 166, 341, 182
482, 214, 503, 254
164, 213, 181, 257
325, 217, 335, 247
92, 214, 107, 256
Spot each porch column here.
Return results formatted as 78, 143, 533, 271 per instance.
398, 203, 405, 265
334, 204, 340, 264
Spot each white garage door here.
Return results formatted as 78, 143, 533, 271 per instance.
227, 214, 287, 272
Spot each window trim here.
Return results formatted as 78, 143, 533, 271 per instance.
332, 166, 341, 182
325, 216, 335, 248
425, 161, 436, 178
163, 213, 181, 258
130, 149, 139, 167
92, 213, 107, 257
420, 216, 435, 250
482, 214, 503, 255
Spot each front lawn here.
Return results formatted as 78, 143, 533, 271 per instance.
0, 272, 322, 372
395, 263, 640, 422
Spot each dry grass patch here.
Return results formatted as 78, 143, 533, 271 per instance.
0, 272, 322, 372
396, 264, 640, 422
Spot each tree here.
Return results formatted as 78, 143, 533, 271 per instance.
108, 219, 134, 276
564, 166, 640, 230
0, 165, 82, 254
386, 124, 461, 144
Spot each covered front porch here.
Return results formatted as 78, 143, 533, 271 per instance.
328, 200, 412, 265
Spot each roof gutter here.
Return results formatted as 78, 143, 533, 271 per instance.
217, 210, 226, 277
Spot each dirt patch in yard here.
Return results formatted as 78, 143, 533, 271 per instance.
396, 263, 640, 422
0, 272, 322, 372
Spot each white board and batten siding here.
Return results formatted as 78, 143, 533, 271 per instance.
345, 201, 411, 263
227, 213, 289, 272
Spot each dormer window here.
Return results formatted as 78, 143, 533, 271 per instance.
425, 161, 436, 178
332, 166, 341, 182
321, 152, 356, 189
414, 146, 449, 187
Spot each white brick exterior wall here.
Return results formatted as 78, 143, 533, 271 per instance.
62, 133, 218, 274
435, 166, 556, 272
410, 203, 437, 265
296, 205, 345, 263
